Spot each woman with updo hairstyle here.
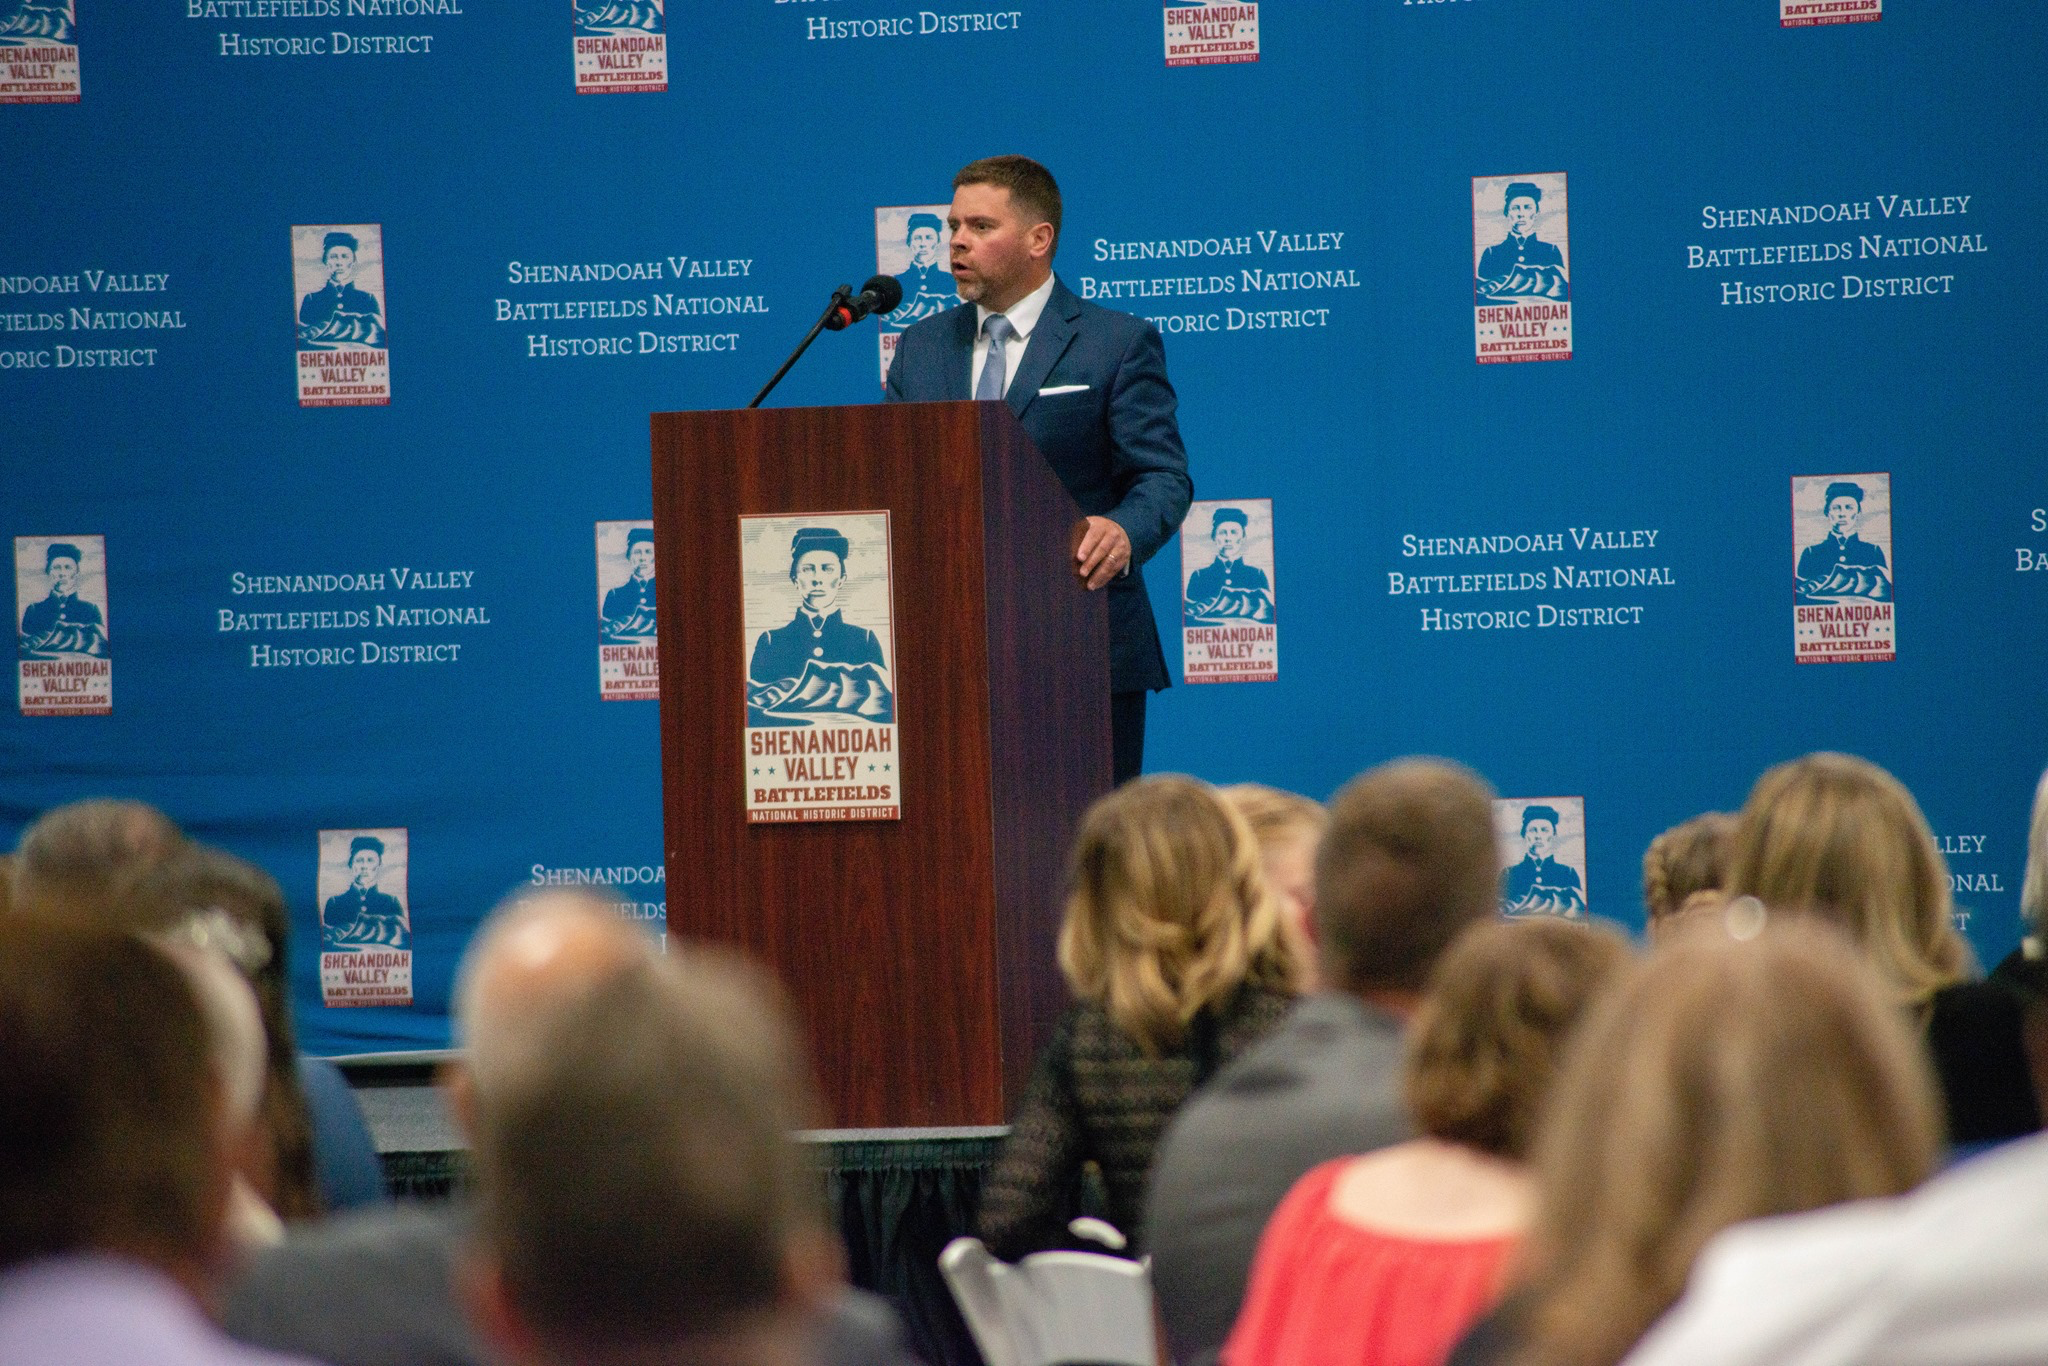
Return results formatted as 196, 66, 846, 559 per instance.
976, 775, 1301, 1257
1724, 751, 2040, 1142
1224, 918, 1631, 1366
1220, 783, 1327, 987
1445, 924, 1941, 1366
1639, 811, 1734, 942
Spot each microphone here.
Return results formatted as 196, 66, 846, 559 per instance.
823, 274, 905, 331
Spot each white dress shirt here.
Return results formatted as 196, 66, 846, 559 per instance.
969, 273, 1056, 398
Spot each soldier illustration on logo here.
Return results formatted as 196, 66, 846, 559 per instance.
1500, 804, 1586, 918
297, 231, 387, 349
601, 527, 658, 642
1476, 181, 1569, 304
1796, 480, 1891, 603
887, 212, 959, 328
747, 527, 892, 725
322, 835, 409, 950
1184, 506, 1275, 624
18, 541, 105, 658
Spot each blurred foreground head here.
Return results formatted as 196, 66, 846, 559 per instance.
1514, 921, 1941, 1366
11, 798, 185, 922
464, 949, 836, 1366
1727, 751, 1966, 1005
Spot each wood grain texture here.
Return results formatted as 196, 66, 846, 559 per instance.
650, 401, 1108, 1126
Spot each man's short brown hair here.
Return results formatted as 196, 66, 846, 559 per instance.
1313, 758, 1500, 992
12, 798, 185, 923
1404, 918, 1633, 1159
472, 951, 826, 1360
954, 154, 1062, 252
0, 920, 219, 1273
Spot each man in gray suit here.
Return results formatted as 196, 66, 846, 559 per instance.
1144, 759, 1503, 1366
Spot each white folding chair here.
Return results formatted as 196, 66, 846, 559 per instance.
939, 1234, 1157, 1366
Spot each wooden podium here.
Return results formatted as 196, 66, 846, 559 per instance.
649, 401, 1112, 1126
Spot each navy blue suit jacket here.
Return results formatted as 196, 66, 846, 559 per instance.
884, 276, 1192, 693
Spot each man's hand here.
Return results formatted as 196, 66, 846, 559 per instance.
1075, 516, 1132, 591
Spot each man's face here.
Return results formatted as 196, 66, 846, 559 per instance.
628, 542, 655, 578
908, 226, 940, 267
323, 245, 357, 285
1523, 819, 1556, 859
349, 849, 381, 887
46, 555, 78, 594
1827, 496, 1861, 536
794, 551, 844, 615
1213, 522, 1244, 560
949, 183, 1048, 311
1506, 196, 1539, 233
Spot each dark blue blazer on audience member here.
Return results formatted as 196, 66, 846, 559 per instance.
884, 276, 1192, 694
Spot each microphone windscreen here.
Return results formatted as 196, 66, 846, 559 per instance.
863, 274, 904, 314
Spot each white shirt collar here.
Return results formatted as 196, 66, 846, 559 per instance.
976, 273, 1056, 342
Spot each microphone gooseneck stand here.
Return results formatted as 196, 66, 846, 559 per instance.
749, 285, 853, 410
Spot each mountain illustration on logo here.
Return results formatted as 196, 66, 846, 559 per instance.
1188, 584, 1274, 625
749, 660, 893, 725
575, 0, 662, 33
1798, 563, 1892, 602
0, 2, 73, 43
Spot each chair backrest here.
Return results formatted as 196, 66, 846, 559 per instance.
939, 1236, 1157, 1366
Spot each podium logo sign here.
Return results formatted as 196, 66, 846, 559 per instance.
1180, 499, 1277, 684
15, 534, 110, 716
317, 828, 412, 1009
1473, 173, 1572, 365
874, 204, 959, 388
1793, 472, 1895, 664
1495, 797, 1588, 919
596, 520, 658, 701
293, 224, 391, 407
1782, 0, 1878, 27
741, 512, 901, 824
573, 0, 667, 94
1165, 2, 1258, 67
0, 0, 79, 103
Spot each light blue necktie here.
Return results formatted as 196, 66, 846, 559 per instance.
976, 314, 1013, 401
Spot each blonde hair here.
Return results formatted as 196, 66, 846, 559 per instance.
1404, 919, 1633, 1160
1219, 784, 1326, 851
2023, 765, 2048, 933
1641, 812, 1734, 922
1058, 775, 1297, 1054
1513, 923, 1940, 1366
1725, 753, 1966, 1006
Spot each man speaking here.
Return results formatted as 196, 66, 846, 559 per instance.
885, 155, 1191, 784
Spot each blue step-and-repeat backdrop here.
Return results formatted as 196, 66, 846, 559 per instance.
4, 0, 2044, 1055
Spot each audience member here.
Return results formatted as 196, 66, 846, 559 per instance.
1148, 758, 1501, 1366
0, 920, 318, 1365
10, 796, 185, 920
1448, 923, 1941, 1366
1221, 784, 1327, 988
1727, 752, 2036, 1142
977, 775, 1301, 1258
1639, 812, 1733, 942
463, 951, 842, 1366
0, 852, 14, 916
1224, 918, 1631, 1366
1988, 762, 2048, 989
225, 889, 919, 1366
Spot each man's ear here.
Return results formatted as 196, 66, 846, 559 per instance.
459, 1249, 541, 1366
1028, 220, 1055, 263
779, 1227, 847, 1317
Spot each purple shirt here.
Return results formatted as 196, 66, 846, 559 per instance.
0, 1256, 328, 1366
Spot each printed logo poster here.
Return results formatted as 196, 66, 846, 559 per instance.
1164, 1, 1259, 68
0, 0, 79, 103
572, 0, 666, 94
1473, 173, 1571, 364
292, 224, 390, 407
15, 534, 109, 716
317, 828, 412, 1008
874, 204, 959, 388
1793, 472, 1895, 664
597, 519, 658, 701
1495, 798, 1587, 918
1782, 0, 1879, 27
741, 513, 900, 823
1181, 499, 1277, 683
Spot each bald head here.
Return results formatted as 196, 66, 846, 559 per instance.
453, 890, 658, 1104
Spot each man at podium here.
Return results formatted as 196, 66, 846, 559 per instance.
884, 154, 1192, 784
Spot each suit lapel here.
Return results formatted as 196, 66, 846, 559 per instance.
1006, 279, 1080, 419
948, 304, 977, 400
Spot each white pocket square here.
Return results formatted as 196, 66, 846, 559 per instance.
1037, 383, 1090, 396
